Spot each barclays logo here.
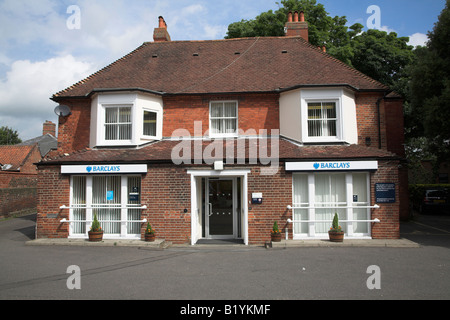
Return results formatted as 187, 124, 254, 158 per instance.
313, 163, 320, 170
86, 166, 92, 173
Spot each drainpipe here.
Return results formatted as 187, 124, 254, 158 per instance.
376, 91, 390, 149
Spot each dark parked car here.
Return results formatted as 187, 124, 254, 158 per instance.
420, 189, 449, 214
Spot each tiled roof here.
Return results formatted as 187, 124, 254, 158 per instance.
40, 138, 398, 165
53, 36, 388, 99
0, 145, 38, 171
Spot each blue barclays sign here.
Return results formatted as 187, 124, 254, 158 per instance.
61, 164, 147, 174
286, 161, 378, 172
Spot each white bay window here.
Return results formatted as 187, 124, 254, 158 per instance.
91, 92, 163, 147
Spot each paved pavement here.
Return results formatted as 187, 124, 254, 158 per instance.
0, 212, 449, 304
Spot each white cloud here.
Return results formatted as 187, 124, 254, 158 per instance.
378, 25, 397, 34
408, 33, 429, 47
0, 55, 94, 140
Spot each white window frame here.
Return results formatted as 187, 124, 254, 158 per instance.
69, 175, 144, 239
209, 100, 239, 138
300, 89, 344, 143
142, 108, 160, 140
91, 93, 164, 148
103, 104, 134, 143
291, 172, 372, 239
302, 98, 342, 142
306, 101, 339, 139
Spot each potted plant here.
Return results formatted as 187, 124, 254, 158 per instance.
328, 213, 344, 242
271, 221, 282, 242
144, 222, 156, 242
88, 213, 103, 242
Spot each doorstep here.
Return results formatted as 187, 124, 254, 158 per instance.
26, 238, 171, 249
267, 238, 420, 248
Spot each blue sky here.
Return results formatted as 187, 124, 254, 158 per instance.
0, 0, 446, 140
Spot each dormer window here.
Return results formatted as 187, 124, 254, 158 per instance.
91, 92, 163, 148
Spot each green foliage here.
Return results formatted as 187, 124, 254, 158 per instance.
407, 0, 450, 173
271, 221, 281, 234
0, 126, 22, 145
225, 0, 414, 91
145, 222, 155, 234
329, 213, 343, 233
90, 213, 102, 232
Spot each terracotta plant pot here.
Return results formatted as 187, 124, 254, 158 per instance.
271, 233, 282, 242
145, 233, 156, 242
328, 231, 344, 242
88, 231, 103, 242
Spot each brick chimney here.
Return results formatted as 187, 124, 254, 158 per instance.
153, 16, 171, 42
285, 11, 308, 42
43, 120, 56, 137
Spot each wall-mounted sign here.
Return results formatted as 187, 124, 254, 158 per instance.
61, 164, 148, 174
285, 161, 378, 172
252, 193, 263, 204
375, 183, 396, 203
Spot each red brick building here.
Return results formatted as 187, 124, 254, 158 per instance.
36, 14, 407, 244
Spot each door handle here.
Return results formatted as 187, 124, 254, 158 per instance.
208, 203, 213, 217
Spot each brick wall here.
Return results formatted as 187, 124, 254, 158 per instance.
355, 92, 386, 149
56, 99, 91, 155
0, 188, 37, 219
36, 160, 401, 243
370, 160, 401, 239
162, 93, 280, 138
36, 165, 70, 238
0, 172, 38, 219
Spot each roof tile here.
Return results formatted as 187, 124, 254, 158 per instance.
53, 37, 388, 99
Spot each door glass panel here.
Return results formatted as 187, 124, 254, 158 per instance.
92, 176, 121, 234
208, 179, 233, 236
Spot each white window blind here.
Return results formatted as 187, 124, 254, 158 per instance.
105, 106, 132, 141
210, 101, 237, 136
307, 102, 337, 137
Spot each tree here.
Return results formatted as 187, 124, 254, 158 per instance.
225, 0, 414, 91
0, 126, 22, 145
408, 0, 450, 177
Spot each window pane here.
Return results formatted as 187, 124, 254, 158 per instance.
293, 175, 309, 234
224, 102, 237, 117
106, 108, 118, 124
308, 103, 322, 119
105, 124, 117, 140
72, 176, 86, 234
308, 102, 337, 137
224, 119, 236, 133
143, 111, 157, 137
211, 103, 223, 117
92, 176, 121, 234
324, 102, 336, 119
119, 107, 131, 122
127, 176, 141, 235
119, 124, 132, 140
211, 119, 222, 134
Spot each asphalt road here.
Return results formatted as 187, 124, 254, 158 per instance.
0, 212, 449, 305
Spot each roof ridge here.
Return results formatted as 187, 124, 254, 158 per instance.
297, 38, 389, 90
